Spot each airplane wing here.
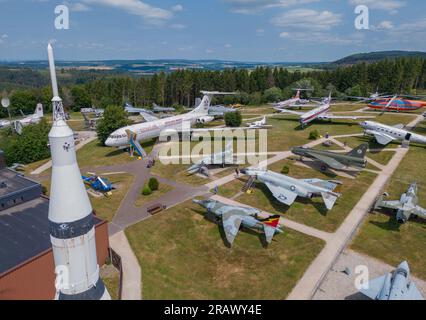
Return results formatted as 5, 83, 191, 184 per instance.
377, 200, 402, 210
406, 282, 425, 300
304, 152, 345, 170
318, 114, 375, 120
222, 212, 243, 245
413, 206, 426, 219
371, 132, 395, 146
360, 275, 388, 300
140, 112, 159, 122
264, 182, 298, 206
274, 108, 305, 116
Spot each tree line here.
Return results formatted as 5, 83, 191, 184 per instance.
2, 57, 426, 119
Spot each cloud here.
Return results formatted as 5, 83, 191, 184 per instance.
225, 0, 319, 14
82, 0, 173, 20
349, 0, 406, 13
170, 23, 186, 29
376, 20, 394, 30
280, 31, 365, 45
224, 43, 232, 48
205, 49, 214, 54
68, 2, 91, 12
271, 9, 342, 31
171, 4, 183, 12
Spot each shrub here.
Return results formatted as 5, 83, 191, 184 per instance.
148, 177, 159, 191
309, 130, 320, 140
281, 165, 290, 175
224, 110, 242, 127
142, 185, 152, 196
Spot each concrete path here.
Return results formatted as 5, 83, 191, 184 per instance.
109, 231, 142, 300
287, 146, 409, 299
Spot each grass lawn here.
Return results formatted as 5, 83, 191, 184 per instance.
68, 120, 87, 132
90, 173, 134, 222
219, 159, 377, 232
125, 200, 324, 300
77, 140, 134, 168
100, 264, 121, 300
135, 182, 174, 207
351, 145, 426, 280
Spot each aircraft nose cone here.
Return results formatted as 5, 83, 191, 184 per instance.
105, 137, 113, 147
398, 261, 409, 271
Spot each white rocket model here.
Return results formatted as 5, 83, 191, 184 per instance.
47, 43, 110, 300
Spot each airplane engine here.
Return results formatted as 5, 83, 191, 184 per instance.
196, 116, 214, 124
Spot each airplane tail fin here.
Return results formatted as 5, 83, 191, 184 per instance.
261, 215, 282, 244
260, 215, 281, 228
347, 143, 368, 159
321, 192, 338, 211
191, 93, 212, 115
34, 103, 44, 118
295, 90, 300, 99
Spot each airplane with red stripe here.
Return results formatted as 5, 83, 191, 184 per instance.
274, 93, 374, 128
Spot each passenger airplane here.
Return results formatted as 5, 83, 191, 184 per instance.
0, 103, 44, 129
105, 91, 249, 150
360, 121, 426, 146
272, 89, 310, 109
274, 93, 373, 128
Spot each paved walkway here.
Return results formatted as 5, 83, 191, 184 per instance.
109, 231, 142, 300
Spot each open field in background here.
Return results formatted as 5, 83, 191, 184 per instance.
218, 159, 377, 233
90, 173, 134, 222
351, 145, 426, 280
135, 182, 173, 207
125, 200, 324, 300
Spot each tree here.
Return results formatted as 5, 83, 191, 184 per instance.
309, 130, 320, 140
224, 110, 242, 127
263, 87, 283, 103
148, 177, 159, 191
1, 118, 50, 166
281, 165, 290, 174
142, 185, 152, 196
71, 86, 92, 111
96, 105, 131, 145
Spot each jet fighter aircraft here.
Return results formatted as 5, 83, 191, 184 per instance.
360, 261, 424, 300
193, 198, 283, 246
374, 182, 426, 223
187, 142, 235, 176
292, 144, 368, 171
240, 168, 342, 210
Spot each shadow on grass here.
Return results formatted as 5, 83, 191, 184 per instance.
192, 208, 271, 248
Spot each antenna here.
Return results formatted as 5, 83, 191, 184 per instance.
47, 43, 66, 122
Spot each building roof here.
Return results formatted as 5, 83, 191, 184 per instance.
0, 169, 40, 199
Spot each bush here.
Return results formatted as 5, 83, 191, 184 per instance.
281, 165, 290, 175
224, 110, 242, 127
309, 130, 320, 140
142, 185, 152, 196
148, 177, 159, 191
263, 87, 283, 103
96, 105, 131, 145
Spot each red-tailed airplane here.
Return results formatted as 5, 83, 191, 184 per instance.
368, 96, 426, 112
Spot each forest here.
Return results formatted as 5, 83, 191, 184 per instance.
1, 57, 426, 118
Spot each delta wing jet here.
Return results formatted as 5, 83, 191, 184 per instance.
374, 182, 426, 223
240, 168, 342, 210
292, 144, 368, 171
360, 261, 424, 300
360, 121, 426, 146
193, 198, 283, 246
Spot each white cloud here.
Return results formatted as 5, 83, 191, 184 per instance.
82, 0, 173, 20
205, 49, 214, 54
376, 20, 394, 30
170, 23, 186, 29
349, 0, 406, 13
271, 9, 342, 31
224, 43, 232, 48
171, 4, 183, 12
68, 2, 91, 12
1, 34, 8, 39
225, 0, 319, 14
280, 31, 365, 45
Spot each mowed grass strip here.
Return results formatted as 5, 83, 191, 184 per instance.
351, 145, 426, 280
219, 159, 377, 232
125, 200, 324, 300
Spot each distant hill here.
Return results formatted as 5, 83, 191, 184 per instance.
334, 51, 426, 66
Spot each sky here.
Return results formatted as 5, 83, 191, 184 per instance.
0, 0, 425, 62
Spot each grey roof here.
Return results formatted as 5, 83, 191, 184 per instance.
0, 196, 103, 275
0, 169, 40, 199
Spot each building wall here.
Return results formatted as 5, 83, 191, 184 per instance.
0, 221, 110, 300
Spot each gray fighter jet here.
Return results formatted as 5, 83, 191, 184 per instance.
360, 261, 424, 300
240, 168, 342, 210
152, 103, 175, 113
374, 182, 426, 223
292, 144, 368, 171
187, 142, 235, 176
193, 198, 283, 246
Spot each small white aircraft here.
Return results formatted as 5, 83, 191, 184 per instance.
246, 116, 272, 129
360, 121, 426, 146
274, 93, 374, 128
0, 103, 44, 129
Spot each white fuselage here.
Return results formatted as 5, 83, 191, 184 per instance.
361, 121, 426, 145
300, 103, 330, 125
106, 96, 211, 147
